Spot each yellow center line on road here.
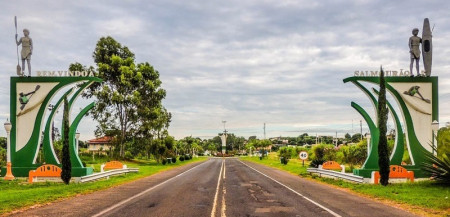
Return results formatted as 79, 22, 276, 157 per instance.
221, 160, 227, 217
211, 159, 224, 217
239, 160, 342, 217
223, 160, 226, 180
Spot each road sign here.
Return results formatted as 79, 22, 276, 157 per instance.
299, 151, 308, 160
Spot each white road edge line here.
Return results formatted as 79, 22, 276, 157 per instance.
239, 160, 342, 217
92, 161, 208, 217
210, 159, 224, 217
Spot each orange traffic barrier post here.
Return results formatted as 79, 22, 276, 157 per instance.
101, 161, 126, 172
372, 165, 414, 184
322, 161, 342, 170
4, 162, 15, 180
28, 164, 62, 183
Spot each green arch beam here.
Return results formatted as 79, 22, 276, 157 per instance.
42, 88, 73, 165
69, 102, 95, 168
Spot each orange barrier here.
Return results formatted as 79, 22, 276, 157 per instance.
29, 164, 62, 183
322, 161, 342, 170
103, 161, 124, 170
373, 165, 414, 184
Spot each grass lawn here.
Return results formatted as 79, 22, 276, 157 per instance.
0, 156, 207, 215
241, 153, 450, 217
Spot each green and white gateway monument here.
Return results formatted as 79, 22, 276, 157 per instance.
1, 18, 102, 178
1, 75, 101, 177
344, 18, 437, 178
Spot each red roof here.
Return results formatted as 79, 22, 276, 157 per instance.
87, 136, 112, 144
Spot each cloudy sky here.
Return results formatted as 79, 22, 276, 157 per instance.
1, 0, 450, 140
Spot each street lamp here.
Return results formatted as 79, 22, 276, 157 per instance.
4, 119, 14, 180
431, 120, 439, 155
75, 131, 81, 154
366, 132, 371, 156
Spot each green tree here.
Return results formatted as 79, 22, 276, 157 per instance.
61, 97, 72, 184
351, 133, 362, 143
0, 137, 6, 149
377, 68, 390, 186
437, 127, 450, 159
245, 143, 255, 155
344, 133, 351, 140
0, 147, 6, 167
70, 36, 170, 158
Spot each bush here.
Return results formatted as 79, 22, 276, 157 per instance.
341, 143, 367, 166
323, 146, 337, 161
312, 145, 325, 160
179, 156, 185, 161
172, 157, 176, 163
0, 147, 7, 167
278, 147, 291, 165
422, 145, 450, 185
309, 158, 325, 168
162, 158, 167, 165
124, 151, 133, 161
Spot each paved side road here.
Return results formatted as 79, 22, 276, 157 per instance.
9, 158, 419, 217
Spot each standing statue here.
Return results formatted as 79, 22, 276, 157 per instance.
15, 28, 33, 77
409, 28, 421, 77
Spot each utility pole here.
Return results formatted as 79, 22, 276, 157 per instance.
263, 123, 266, 140
335, 131, 338, 147
360, 120, 363, 140
316, 133, 318, 145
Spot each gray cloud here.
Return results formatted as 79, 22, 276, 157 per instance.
1, 0, 450, 140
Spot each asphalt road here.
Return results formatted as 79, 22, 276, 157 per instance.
9, 158, 418, 217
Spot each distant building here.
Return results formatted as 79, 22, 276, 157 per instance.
87, 136, 113, 153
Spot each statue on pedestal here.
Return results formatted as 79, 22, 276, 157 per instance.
15, 28, 33, 77
409, 28, 421, 77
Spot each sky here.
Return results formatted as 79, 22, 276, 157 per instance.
1, 0, 450, 140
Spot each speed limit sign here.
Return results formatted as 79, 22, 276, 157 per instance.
299, 151, 308, 160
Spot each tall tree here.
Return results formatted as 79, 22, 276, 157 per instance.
61, 97, 71, 184
377, 67, 390, 186
70, 36, 170, 158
